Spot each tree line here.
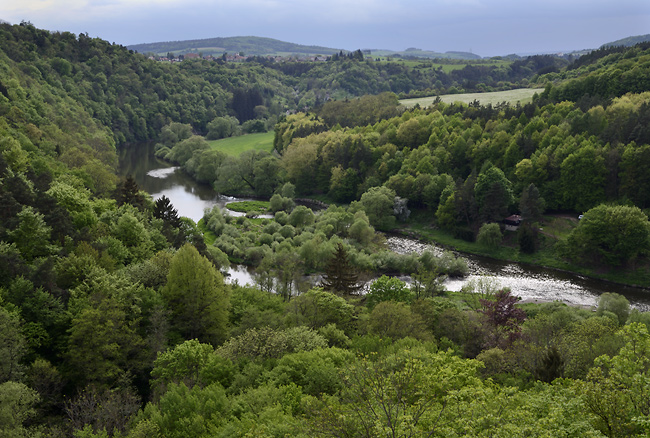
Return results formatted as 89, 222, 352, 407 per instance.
2, 21, 650, 437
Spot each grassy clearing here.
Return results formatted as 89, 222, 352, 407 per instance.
207, 132, 274, 156
400, 88, 544, 108
226, 200, 271, 214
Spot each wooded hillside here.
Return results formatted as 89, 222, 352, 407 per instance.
2, 21, 650, 437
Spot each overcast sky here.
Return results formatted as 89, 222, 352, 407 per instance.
2, 0, 649, 57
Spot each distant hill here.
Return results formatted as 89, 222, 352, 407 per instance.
128, 36, 344, 56
128, 36, 482, 60
601, 34, 650, 48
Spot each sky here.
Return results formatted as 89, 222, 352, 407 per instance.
2, 0, 649, 57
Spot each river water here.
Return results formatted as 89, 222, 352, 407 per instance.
118, 143, 650, 311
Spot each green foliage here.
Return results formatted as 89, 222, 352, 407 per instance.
474, 165, 514, 223
582, 323, 650, 436
151, 339, 234, 398
65, 295, 146, 388
477, 222, 502, 249
0, 381, 41, 438
365, 275, 411, 310
138, 382, 228, 438
217, 326, 327, 362
287, 288, 357, 334
308, 348, 484, 437
359, 186, 397, 231
320, 243, 361, 295
368, 301, 430, 341
206, 116, 240, 140
519, 183, 545, 223
268, 347, 354, 396
162, 244, 230, 345
563, 204, 650, 266
0, 307, 27, 383
596, 292, 630, 326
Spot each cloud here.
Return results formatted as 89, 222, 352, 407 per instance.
3, 0, 649, 54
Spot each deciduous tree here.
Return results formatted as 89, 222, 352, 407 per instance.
162, 244, 230, 345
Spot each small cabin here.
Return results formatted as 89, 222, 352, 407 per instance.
503, 214, 522, 231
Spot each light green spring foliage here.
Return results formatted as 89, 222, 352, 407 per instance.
162, 244, 230, 346
151, 339, 234, 400
216, 326, 328, 362
582, 323, 650, 437
307, 347, 603, 437
365, 275, 411, 310
564, 204, 650, 266
476, 222, 503, 249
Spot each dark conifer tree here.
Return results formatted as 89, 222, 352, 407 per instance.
116, 176, 146, 209
153, 195, 180, 228
320, 243, 361, 295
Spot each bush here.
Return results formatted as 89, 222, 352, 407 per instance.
366, 275, 412, 310
477, 223, 502, 248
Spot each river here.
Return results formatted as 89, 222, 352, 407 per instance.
118, 143, 650, 311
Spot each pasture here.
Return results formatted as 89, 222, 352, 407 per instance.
400, 88, 544, 108
207, 132, 275, 156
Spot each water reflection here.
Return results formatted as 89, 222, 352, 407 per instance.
119, 144, 271, 222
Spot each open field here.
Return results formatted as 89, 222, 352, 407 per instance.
400, 88, 544, 108
207, 132, 274, 156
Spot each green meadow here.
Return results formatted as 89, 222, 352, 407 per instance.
207, 132, 275, 156
400, 88, 544, 108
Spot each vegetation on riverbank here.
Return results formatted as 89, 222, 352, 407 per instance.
3, 21, 650, 438
402, 211, 650, 288
224, 200, 271, 215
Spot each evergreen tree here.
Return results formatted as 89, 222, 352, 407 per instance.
320, 243, 361, 295
116, 176, 146, 209
153, 195, 181, 228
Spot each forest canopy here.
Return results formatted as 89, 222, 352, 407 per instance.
2, 21, 650, 437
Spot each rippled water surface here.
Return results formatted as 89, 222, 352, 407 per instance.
387, 236, 650, 310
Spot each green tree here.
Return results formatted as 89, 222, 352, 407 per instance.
309, 349, 484, 437
0, 381, 41, 438
0, 307, 27, 383
66, 296, 146, 388
288, 205, 315, 228
365, 275, 411, 310
582, 323, 650, 437
150, 339, 234, 399
162, 244, 230, 345
168, 135, 209, 165
8, 206, 56, 261
368, 301, 430, 340
476, 222, 502, 249
138, 383, 228, 438
519, 183, 545, 223
320, 243, 361, 295
596, 292, 630, 326
206, 116, 240, 140
287, 288, 357, 333
564, 204, 650, 266
474, 165, 514, 223
359, 186, 396, 231
560, 145, 606, 212
153, 195, 180, 229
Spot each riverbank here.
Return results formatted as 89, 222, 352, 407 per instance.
399, 211, 650, 291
